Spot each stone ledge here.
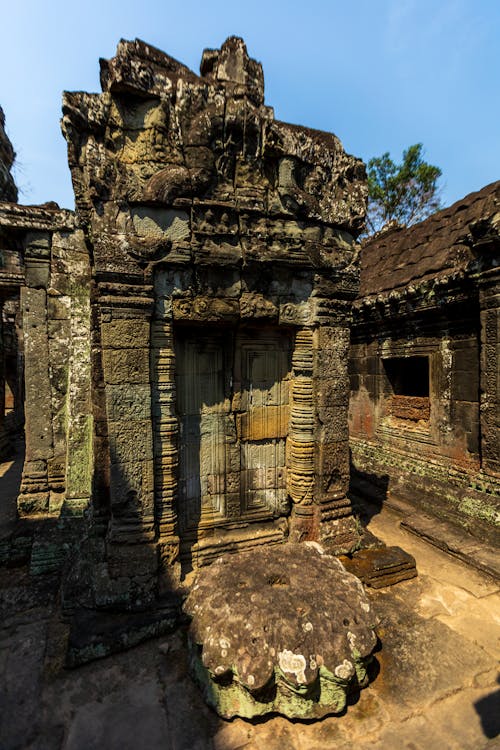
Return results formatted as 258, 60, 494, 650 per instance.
66, 595, 183, 667
401, 512, 500, 582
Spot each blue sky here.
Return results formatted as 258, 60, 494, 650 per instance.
1, 0, 499, 210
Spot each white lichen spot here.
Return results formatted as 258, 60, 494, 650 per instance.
215, 665, 225, 675
302, 621, 313, 632
269, 647, 276, 657
278, 649, 307, 683
247, 674, 255, 686
361, 601, 370, 612
347, 631, 357, 648
219, 637, 230, 650
334, 659, 355, 680
304, 541, 325, 555
221, 649, 227, 658
309, 656, 317, 670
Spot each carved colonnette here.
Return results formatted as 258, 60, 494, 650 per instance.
62, 36, 366, 604
478, 267, 500, 477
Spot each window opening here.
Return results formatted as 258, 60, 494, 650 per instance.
383, 356, 429, 397
383, 356, 430, 422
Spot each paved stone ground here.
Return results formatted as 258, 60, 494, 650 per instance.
1, 450, 499, 749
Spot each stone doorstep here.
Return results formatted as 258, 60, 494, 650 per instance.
401, 513, 500, 582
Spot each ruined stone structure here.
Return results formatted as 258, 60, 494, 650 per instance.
0, 39, 369, 612
0, 39, 385, 717
2, 34, 498, 725
0, 201, 90, 574
0, 107, 17, 203
349, 182, 500, 546
0, 110, 21, 460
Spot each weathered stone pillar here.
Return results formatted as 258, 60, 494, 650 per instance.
98, 293, 158, 606
63, 229, 93, 515
478, 268, 500, 476
313, 320, 355, 551
288, 327, 315, 540
18, 233, 54, 514
150, 316, 180, 572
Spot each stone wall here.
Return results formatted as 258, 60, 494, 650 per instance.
349, 184, 500, 545
0, 202, 92, 573
0, 109, 19, 458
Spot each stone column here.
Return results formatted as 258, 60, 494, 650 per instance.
63, 229, 93, 515
18, 233, 54, 515
287, 327, 316, 541
150, 317, 180, 573
313, 322, 357, 552
478, 268, 500, 476
98, 293, 158, 607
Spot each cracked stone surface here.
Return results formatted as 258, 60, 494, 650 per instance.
1, 451, 499, 748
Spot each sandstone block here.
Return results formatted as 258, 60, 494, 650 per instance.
184, 543, 377, 719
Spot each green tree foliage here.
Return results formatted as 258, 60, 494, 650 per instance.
366, 144, 442, 234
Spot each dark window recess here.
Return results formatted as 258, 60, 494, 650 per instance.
383, 357, 429, 397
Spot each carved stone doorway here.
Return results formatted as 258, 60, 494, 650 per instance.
174, 326, 293, 566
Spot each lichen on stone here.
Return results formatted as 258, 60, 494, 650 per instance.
184, 542, 378, 719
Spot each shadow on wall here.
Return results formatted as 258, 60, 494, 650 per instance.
348, 448, 389, 526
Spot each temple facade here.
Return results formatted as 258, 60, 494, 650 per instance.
1, 38, 368, 608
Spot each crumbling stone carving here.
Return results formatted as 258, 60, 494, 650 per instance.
185, 543, 377, 719
0, 107, 17, 203
59, 36, 367, 605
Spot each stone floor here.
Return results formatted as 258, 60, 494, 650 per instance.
1, 448, 499, 749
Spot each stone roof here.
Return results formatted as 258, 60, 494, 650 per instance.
359, 181, 500, 298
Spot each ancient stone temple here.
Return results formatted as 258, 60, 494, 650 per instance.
349, 183, 500, 548
0, 38, 369, 607
51, 36, 366, 606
